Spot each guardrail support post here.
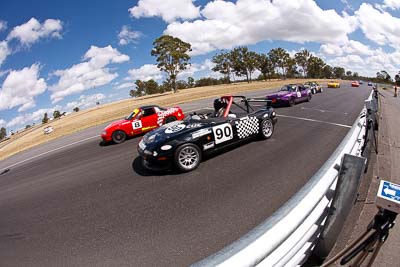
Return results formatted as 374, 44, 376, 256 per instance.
313, 154, 366, 260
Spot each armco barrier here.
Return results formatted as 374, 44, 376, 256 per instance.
193, 90, 377, 267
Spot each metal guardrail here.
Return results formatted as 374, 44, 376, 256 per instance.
193, 90, 377, 267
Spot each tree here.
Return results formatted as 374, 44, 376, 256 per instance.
129, 89, 135, 98
212, 51, 233, 83
151, 35, 191, 93
73, 107, 80, 112
145, 79, 159, 95
25, 125, 31, 129
53, 110, 61, 119
42, 113, 49, 124
257, 53, 275, 80
0, 127, 6, 140
134, 80, 146, 97
333, 67, 345, 79
376, 70, 391, 82
395, 72, 400, 86
294, 49, 311, 77
322, 65, 333, 78
346, 70, 352, 77
187, 77, 195, 88
307, 56, 325, 78
285, 57, 298, 78
268, 47, 290, 77
230, 47, 258, 83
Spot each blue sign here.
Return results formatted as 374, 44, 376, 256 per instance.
378, 180, 400, 203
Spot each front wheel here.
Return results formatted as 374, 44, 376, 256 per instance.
259, 118, 274, 139
112, 130, 126, 144
307, 94, 311, 102
174, 144, 202, 172
288, 98, 295, 107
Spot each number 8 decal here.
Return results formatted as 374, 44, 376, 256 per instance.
212, 123, 233, 144
132, 120, 142, 130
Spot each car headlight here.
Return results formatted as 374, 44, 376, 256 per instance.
101, 131, 107, 135
153, 151, 158, 157
272, 111, 276, 117
161, 145, 172, 151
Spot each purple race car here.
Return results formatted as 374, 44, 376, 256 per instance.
266, 84, 312, 107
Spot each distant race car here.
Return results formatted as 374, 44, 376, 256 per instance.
138, 96, 277, 172
368, 81, 373, 86
327, 81, 341, 88
351, 81, 360, 87
359, 80, 364, 84
305, 81, 323, 94
101, 105, 184, 144
266, 84, 312, 107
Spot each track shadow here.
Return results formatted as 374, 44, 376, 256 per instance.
98, 133, 146, 147
131, 157, 179, 177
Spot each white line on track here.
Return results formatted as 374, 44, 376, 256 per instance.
2, 135, 99, 170
2, 107, 209, 170
277, 114, 352, 128
300, 107, 349, 115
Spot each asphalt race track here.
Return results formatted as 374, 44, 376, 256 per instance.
0, 84, 372, 266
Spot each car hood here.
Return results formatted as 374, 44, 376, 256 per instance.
105, 119, 127, 130
143, 119, 209, 144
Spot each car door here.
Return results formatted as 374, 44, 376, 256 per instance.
298, 85, 308, 100
140, 107, 159, 132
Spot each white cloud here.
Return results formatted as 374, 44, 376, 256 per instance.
356, 3, 400, 49
0, 119, 6, 127
115, 82, 136, 90
7, 18, 63, 46
177, 59, 215, 78
0, 41, 10, 66
165, 0, 357, 55
0, 20, 7, 32
129, 0, 200, 22
127, 64, 163, 81
320, 40, 373, 57
50, 45, 129, 103
383, 0, 400, 9
118, 25, 142, 45
0, 64, 47, 112
65, 93, 106, 110
6, 106, 60, 128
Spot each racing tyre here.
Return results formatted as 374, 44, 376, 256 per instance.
312, 89, 316, 94
112, 130, 126, 144
288, 98, 295, 107
259, 118, 274, 139
307, 94, 312, 102
174, 143, 202, 172
165, 116, 177, 124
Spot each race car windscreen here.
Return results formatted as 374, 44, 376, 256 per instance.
280, 85, 295, 92
125, 108, 140, 120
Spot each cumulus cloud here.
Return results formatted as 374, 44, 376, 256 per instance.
118, 25, 142, 45
7, 18, 63, 46
0, 41, 10, 66
129, 0, 200, 22
0, 64, 47, 112
0, 20, 7, 32
0, 119, 6, 127
320, 40, 373, 57
6, 106, 60, 129
50, 45, 129, 103
383, 0, 400, 9
165, 0, 357, 55
356, 3, 400, 49
127, 64, 163, 81
115, 82, 136, 90
177, 59, 215, 78
65, 93, 106, 110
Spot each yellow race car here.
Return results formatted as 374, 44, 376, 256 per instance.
327, 81, 341, 88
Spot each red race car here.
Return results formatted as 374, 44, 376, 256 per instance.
351, 81, 360, 87
101, 105, 184, 143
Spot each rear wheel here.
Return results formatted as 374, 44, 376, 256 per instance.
307, 94, 312, 102
259, 118, 274, 139
174, 144, 202, 172
165, 116, 176, 124
112, 130, 126, 144
312, 89, 316, 94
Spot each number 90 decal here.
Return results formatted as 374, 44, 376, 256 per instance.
212, 123, 233, 144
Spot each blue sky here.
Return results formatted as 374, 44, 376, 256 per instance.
1, 0, 400, 132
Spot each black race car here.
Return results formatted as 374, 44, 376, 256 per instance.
137, 95, 277, 172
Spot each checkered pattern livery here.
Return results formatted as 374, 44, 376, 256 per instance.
235, 116, 259, 139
